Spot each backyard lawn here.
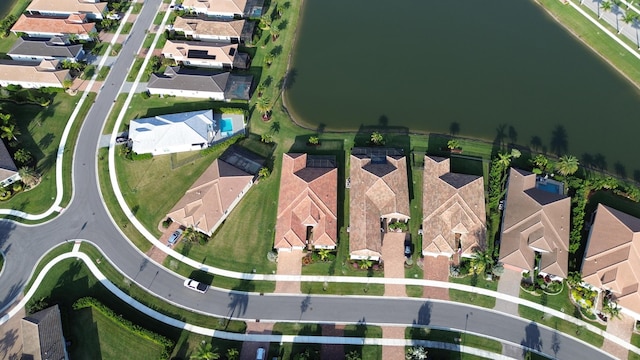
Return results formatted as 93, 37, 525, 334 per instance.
68, 307, 165, 360
0, 91, 95, 215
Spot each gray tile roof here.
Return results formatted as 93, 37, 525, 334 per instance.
0, 140, 18, 182
21, 305, 66, 360
147, 67, 252, 100
9, 37, 83, 59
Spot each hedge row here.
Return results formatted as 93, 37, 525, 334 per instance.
73, 297, 174, 359
200, 133, 244, 155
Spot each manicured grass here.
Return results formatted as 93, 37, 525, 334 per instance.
163, 255, 276, 293
449, 274, 499, 291
101, 93, 127, 135
68, 307, 165, 360
267, 342, 321, 360
29, 255, 244, 359
0, 92, 93, 215
156, 31, 168, 49
518, 305, 604, 347
98, 147, 153, 252
154, 11, 166, 25
121, 22, 133, 34
407, 327, 502, 354
272, 323, 322, 336
131, 2, 143, 14
538, 0, 640, 87
79, 243, 247, 332
0, 33, 18, 54
301, 281, 384, 296
519, 284, 606, 331
406, 285, 423, 298
449, 289, 496, 309
142, 33, 155, 49
81, 65, 96, 80
420, 348, 490, 360
97, 66, 110, 81
344, 324, 383, 360
126, 57, 144, 82
632, 332, 640, 347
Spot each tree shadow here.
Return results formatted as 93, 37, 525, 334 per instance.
530, 135, 543, 152
550, 125, 568, 156
270, 121, 280, 134
449, 122, 460, 136
614, 162, 627, 178
299, 293, 312, 320
227, 280, 253, 321
378, 115, 389, 127
593, 153, 607, 171
38, 133, 55, 149
277, 19, 288, 31
551, 330, 561, 357
414, 301, 431, 326
508, 125, 518, 144
316, 123, 326, 134
263, 75, 273, 87
283, 68, 297, 90
270, 45, 283, 57
0, 328, 18, 360
634, 170, 640, 183
521, 321, 543, 357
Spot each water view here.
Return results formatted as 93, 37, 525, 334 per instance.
285, 0, 640, 177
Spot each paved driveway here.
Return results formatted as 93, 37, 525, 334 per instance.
422, 256, 450, 300
381, 232, 407, 297
275, 249, 304, 294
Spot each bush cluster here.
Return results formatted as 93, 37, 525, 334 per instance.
73, 297, 174, 359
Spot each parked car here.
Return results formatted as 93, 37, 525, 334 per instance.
106, 12, 121, 20
115, 136, 128, 144
404, 244, 412, 257
256, 347, 265, 360
167, 229, 183, 246
498, 200, 505, 211
184, 279, 208, 293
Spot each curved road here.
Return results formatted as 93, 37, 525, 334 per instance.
0, 1, 616, 359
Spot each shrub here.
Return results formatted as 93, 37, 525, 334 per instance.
11, 182, 22, 192
140, 91, 150, 99
161, 218, 172, 229
73, 297, 174, 359
0, 189, 11, 201
219, 107, 246, 115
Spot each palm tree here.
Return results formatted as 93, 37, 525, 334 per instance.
620, 11, 636, 33
370, 131, 384, 145
602, 301, 622, 320
255, 97, 272, 120
531, 154, 549, 172
317, 248, 331, 261
406, 346, 428, 360
263, 53, 275, 67
358, 257, 373, 269
497, 151, 512, 168
13, 149, 32, 165
258, 167, 271, 179
19, 167, 41, 188
1, 123, 20, 141
600, 0, 612, 18
270, 27, 280, 41
260, 133, 273, 143
0, 113, 11, 126
447, 139, 460, 150
190, 342, 219, 360
256, 83, 266, 97
226, 348, 239, 360
308, 136, 319, 145
555, 154, 579, 176
470, 248, 494, 275
258, 15, 271, 30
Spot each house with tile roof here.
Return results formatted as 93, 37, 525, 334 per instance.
582, 204, 640, 315
274, 153, 338, 251
21, 305, 68, 360
162, 40, 250, 69
172, 17, 254, 43
167, 147, 264, 235
128, 109, 244, 155
26, 0, 108, 20
8, 37, 85, 63
0, 140, 20, 187
182, 0, 264, 18
0, 59, 71, 89
11, 14, 97, 41
349, 147, 410, 261
147, 67, 252, 101
422, 156, 486, 258
498, 168, 570, 279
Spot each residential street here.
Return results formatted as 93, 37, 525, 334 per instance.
0, 1, 620, 359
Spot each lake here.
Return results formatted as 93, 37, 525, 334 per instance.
0, 0, 16, 18
285, 0, 640, 178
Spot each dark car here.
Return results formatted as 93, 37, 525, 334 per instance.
404, 244, 412, 257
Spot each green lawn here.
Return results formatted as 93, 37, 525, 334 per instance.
450, 274, 499, 291
126, 57, 144, 82
153, 11, 166, 25
131, 2, 143, 14
449, 289, 496, 309
68, 307, 165, 360
79, 243, 246, 332
24, 242, 74, 291
301, 281, 384, 296
0, 91, 95, 216
538, 0, 640, 87
407, 327, 502, 354
121, 22, 133, 34
518, 305, 604, 348
97, 66, 110, 81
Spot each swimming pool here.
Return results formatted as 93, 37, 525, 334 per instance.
220, 118, 233, 133
536, 181, 562, 194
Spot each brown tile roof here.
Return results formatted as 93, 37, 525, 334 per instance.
349, 147, 410, 260
0, 59, 70, 87
162, 40, 238, 66
422, 156, 486, 257
274, 153, 338, 250
498, 168, 570, 278
27, 0, 107, 15
173, 17, 245, 38
182, 0, 247, 15
582, 204, 640, 314
167, 159, 254, 235
11, 14, 96, 37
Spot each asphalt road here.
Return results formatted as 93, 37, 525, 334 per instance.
0, 2, 616, 359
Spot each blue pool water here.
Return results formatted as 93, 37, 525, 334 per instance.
537, 182, 561, 194
220, 118, 233, 132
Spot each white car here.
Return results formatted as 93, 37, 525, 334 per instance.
184, 279, 209, 293
106, 13, 121, 20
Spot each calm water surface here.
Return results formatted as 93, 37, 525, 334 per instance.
0, 0, 16, 18
285, 0, 640, 176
